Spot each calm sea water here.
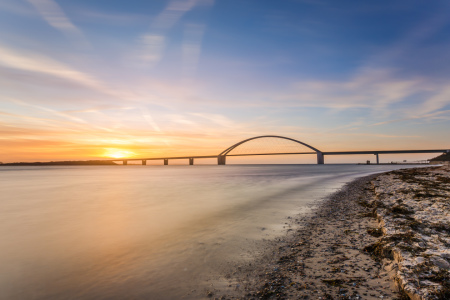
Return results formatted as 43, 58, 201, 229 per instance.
0, 164, 420, 299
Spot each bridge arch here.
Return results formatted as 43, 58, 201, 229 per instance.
218, 135, 324, 164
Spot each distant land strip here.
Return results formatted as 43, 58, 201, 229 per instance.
0, 160, 117, 166
1, 152, 448, 166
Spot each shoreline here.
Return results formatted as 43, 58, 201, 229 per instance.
0, 163, 432, 166
213, 166, 449, 299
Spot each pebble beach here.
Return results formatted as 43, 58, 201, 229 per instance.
214, 166, 450, 300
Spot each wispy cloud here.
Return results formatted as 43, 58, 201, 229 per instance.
366, 10, 450, 68
264, 7, 450, 126
137, 0, 213, 66
190, 112, 235, 127
246, 66, 450, 128
137, 34, 166, 66
77, 10, 148, 26
62, 106, 134, 114
27, 0, 89, 47
0, 105, 94, 135
139, 107, 162, 132
182, 23, 206, 78
0, 45, 101, 89
343, 133, 421, 138
8, 98, 88, 124
278, 68, 426, 110
1, 96, 133, 139
152, 0, 202, 30
371, 110, 450, 126
417, 86, 450, 115
0, 0, 33, 15
0, 45, 151, 107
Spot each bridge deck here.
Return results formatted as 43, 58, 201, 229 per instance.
108, 149, 448, 162
323, 150, 449, 155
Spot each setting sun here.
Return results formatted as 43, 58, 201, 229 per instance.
103, 149, 136, 159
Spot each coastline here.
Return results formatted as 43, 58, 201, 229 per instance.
0, 161, 117, 166
214, 166, 449, 300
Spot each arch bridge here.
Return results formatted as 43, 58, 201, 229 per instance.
111, 135, 449, 165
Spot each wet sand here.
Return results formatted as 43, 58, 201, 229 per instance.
208, 173, 397, 299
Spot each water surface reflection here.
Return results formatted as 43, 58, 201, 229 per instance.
0, 165, 419, 299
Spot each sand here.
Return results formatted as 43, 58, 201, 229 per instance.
210, 166, 449, 300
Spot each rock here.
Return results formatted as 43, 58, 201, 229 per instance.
440, 251, 450, 260
431, 257, 450, 270
419, 280, 440, 287
414, 257, 425, 264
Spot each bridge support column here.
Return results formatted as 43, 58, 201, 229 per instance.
218, 156, 226, 165
189, 158, 194, 165
375, 153, 379, 165
142, 160, 146, 165
164, 159, 168, 165
317, 152, 324, 164
123, 160, 128, 165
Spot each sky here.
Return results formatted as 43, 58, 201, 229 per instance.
0, 0, 449, 164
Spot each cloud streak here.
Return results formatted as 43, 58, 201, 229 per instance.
140, 107, 162, 132
182, 23, 206, 78
6, 98, 89, 124
27, 0, 89, 47
277, 68, 426, 110
152, 0, 202, 30
0, 45, 101, 89
371, 110, 450, 126
0, 45, 159, 107
137, 0, 213, 66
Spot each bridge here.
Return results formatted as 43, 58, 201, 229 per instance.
110, 135, 450, 165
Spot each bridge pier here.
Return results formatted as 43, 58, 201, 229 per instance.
375, 153, 379, 164
142, 160, 146, 165
218, 156, 226, 165
123, 160, 128, 165
164, 159, 168, 165
189, 158, 194, 165
317, 152, 324, 164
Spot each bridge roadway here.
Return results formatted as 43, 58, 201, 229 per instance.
111, 149, 449, 165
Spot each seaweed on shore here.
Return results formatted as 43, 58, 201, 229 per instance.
430, 222, 450, 234
410, 265, 450, 299
399, 219, 422, 231
390, 205, 414, 215
436, 175, 450, 184
363, 231, 422, 260
367, 227, 383, 237
321, 279, 345, 287
435, 271, 450, 300
363, 240, 394, 261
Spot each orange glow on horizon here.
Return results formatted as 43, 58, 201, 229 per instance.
103, 149, 136, 159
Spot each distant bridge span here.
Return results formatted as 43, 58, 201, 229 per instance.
217, 135, 324, 164
110, 135, 449, 165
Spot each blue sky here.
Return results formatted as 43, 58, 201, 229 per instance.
0, 0, 449, 163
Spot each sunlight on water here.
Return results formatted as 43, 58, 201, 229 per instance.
0, 165, 420, 299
